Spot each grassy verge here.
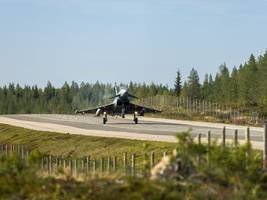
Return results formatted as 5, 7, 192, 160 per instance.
146, 111, 258, 126
0, 124, 176, 159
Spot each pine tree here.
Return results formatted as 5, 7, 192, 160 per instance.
201, 74, 210, 99
229, 67, 239, 105
174, 69, 182, 96
218, 63, 231, 104
186, 68, 201, 98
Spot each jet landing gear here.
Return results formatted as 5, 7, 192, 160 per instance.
122, 106, 125, 118
133, 112, 138, 124
103, 112, 108, 124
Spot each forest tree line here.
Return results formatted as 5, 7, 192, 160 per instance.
180, 51, 267, 114
0, 81, 171, 114
0, 51, 267, 114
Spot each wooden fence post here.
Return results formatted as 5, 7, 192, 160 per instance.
150, 152, 155, 168
86, 156, 90, 174
107, 157, 111, 171
222, 126, 226, 147
234, 130, 238, 147
143, 152, 147, 166
246, 127, 250, 144
113, 156, 117, 171
49, 155, 52, 175
131, 154, 136, 176
198, 133, 201, 145
69, 160, 73, 177
186, 97, 189, 112
57, 157, 61, 170
17, 144, 20, 155
5, 144, 8, 156
21, 146, 25, 160
55, 157, 58, 171
92, 159, 96, 173
46, 156, 49, 173
197, 133, 202, 166
263, 121, 267, 169
41, 157, 44, 169
63, 158, 66, 169
74, 159, 78, 178
81, 159, 84, 172
123, 152, 127, 169
207, 131, 211, 148
207, 130, 211, 166
100, 157, 104, 172
163, 151, 167, 158
25, 150, 29, 165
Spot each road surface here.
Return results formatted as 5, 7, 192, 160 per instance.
0, 114, 264, 149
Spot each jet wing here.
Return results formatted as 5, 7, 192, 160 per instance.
127, 103, 161, 114
75, 103, 114, 115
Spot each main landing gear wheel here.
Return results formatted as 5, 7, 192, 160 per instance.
103, 112, 108, 124
133, 111, 138, 124
134, 117, 138, 124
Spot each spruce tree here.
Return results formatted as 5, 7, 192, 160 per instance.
174, 69, 182, 96
187, 68, 201, 98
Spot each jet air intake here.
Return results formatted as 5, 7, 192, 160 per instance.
95, 108, 102, 116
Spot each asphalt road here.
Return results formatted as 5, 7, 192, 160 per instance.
1, 114, 264, 142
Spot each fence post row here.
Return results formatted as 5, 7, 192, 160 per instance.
138, 95, 265, 126
2, 121, 267, 175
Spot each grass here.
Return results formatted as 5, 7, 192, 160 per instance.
0, 155, 177, 200
0, 123, 176, 159
0, 129, 267, 200
1, 131, 266, 200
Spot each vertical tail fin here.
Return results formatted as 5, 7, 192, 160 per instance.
114, 82, 118, 94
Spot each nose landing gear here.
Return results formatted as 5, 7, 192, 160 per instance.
103, 112, 108, 124
122, 106, 125, 118
133, 112, 138, 124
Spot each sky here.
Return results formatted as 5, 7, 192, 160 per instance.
0, 0, 267, 88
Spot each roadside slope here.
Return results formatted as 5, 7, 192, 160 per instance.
0, 123, 175, 158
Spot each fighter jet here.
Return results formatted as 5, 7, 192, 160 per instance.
75, 87, 161, 124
